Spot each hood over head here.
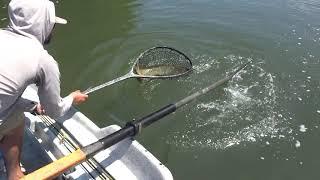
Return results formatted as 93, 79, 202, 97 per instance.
7, 0, 67, 44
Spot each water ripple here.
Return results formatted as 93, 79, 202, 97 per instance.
166, 55, 282, 150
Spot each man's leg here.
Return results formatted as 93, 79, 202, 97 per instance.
0, 123, 25, 180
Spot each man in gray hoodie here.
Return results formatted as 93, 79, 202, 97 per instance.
0, 0, 88, 179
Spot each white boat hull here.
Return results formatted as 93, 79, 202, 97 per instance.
0, 85, 173, 180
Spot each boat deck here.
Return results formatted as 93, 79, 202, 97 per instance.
0, 127, 53, 180
0, 85, 173, 180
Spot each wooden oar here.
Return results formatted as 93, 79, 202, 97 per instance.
21, 62, 250, 180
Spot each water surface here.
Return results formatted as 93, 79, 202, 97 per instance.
1, 0, 320, 179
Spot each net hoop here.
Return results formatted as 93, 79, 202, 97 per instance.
132, 46, 193, 78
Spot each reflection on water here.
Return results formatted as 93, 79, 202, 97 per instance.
50, 0, 140, 93
287, 0, 320, 16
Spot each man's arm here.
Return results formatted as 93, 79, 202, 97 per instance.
36, 52, 87, 118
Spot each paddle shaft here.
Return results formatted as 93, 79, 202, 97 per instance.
83, 62, 249, 157
22, 63, 249, 180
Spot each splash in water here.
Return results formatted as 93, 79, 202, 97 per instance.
167, 55, 283, 150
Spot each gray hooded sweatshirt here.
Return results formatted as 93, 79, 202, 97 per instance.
0, 0, 73, 124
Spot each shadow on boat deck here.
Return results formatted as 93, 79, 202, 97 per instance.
0, 128, 52, 180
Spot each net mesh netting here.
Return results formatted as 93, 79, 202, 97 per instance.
134, 47, 192, 77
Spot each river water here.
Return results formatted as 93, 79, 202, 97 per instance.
1, 0, 320, 179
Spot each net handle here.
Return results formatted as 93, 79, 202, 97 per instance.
83, 72, 137, 94
83, 46, 192, 94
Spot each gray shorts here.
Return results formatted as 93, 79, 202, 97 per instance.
0, 113, 24, 141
